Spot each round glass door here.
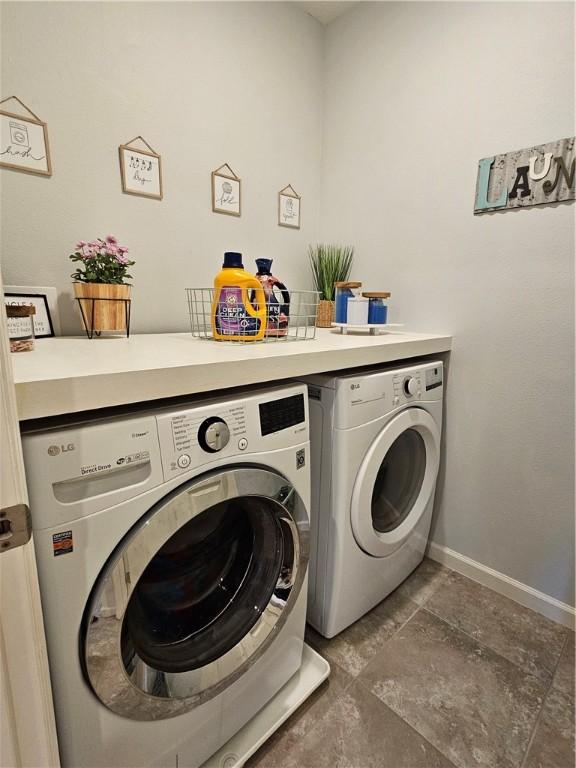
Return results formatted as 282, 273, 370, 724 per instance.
82, 467, 309, 721
371, 428, 427, 534
351, 408, 440, 558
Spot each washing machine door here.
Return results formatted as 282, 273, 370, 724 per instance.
350, 408, 440, 558
82, 466, 309, 721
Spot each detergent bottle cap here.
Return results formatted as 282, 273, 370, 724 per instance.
255, 258, 273, 275
223, 252, 243, 268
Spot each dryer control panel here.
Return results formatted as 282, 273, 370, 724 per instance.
333, 361, 443, 429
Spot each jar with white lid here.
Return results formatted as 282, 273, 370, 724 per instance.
6, 304, 36, 352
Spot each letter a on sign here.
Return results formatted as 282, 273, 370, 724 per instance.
509, 166, 531, 199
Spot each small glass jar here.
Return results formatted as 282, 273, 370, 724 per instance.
347, 296, 369, 324
363, 292, 391, 324
6, 304, 36, 352
334, 282, 362, 323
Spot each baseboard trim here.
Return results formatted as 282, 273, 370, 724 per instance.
427, 542, 575, 630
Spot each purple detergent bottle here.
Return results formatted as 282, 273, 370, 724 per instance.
255, 259, 290, 337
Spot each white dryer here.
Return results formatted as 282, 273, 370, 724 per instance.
22, 383, 311, 768
303, 362, 443, 638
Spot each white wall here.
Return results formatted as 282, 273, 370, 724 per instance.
321, 1, 575, 605
0, 1, 323, 333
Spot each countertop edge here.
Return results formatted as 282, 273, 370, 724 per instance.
15, 334, 452, 420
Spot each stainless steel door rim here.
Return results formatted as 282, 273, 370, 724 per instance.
83, 467, 309, 721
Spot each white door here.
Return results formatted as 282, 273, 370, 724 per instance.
0, 269, 60, 767
350, 407, 440, 557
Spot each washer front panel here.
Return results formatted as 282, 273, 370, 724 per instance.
83, 466, 309, 721
350, 408, 440, 557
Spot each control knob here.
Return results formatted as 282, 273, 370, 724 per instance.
198, 417, 230, 453
403, 377, 418, 397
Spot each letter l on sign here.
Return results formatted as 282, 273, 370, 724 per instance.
475, 157, 508, 211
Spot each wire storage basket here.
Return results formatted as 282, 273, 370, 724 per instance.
186, 288, 319, 343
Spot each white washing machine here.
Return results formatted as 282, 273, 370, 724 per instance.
22, 383, 311, 768
303, 361, 443, 638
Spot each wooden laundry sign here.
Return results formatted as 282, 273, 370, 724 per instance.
474, 136, 575, 213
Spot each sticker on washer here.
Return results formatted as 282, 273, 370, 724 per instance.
296, 448, 306, 469
52, 530, 73, 557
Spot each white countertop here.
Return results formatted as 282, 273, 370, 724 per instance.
12, 329, 452, 421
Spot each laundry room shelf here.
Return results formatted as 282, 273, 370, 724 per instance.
202, 643, 330, 768
11, 328, 452, 420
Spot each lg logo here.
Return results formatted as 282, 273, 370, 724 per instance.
350, 383, 360, 390
47, 444, 75, 456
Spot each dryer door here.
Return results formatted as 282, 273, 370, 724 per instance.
82, 467, 309, 721
350, 408, 440, 557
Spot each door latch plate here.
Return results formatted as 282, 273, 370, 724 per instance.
0, 503, 32, 553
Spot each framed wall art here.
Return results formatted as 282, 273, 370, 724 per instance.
212, 163, 241, 216
4, 286, 60, 337
119, 136, 163, 200
0, 96, 52, 177
278, 184, 301, 229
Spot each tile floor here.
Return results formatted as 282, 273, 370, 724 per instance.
247, 559, 575, 768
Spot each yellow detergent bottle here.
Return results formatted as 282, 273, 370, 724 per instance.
212, 252, 267, 341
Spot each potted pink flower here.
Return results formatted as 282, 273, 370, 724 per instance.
70, 236, 135, 335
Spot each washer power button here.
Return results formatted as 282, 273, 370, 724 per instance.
177, 454, 191, 469
238, 438, 248, 451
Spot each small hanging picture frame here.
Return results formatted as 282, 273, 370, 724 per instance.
212, 163, 241, 217
119, 136, 163, 200
0, 96, 52, 177
278, 184, 301, 229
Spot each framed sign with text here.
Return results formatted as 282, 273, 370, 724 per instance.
211, 163, 241, 217
119, 136, 163, 200
0, 96, 52, 177
4, 286, 59, 337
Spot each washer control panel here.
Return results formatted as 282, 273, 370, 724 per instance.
156, 383, 309, 480
198, 417, 231, 453
159, 404, 246, 476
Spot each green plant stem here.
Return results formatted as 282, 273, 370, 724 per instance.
309, 244, 354, 301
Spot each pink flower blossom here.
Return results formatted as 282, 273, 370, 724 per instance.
71, 235, 133, 279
